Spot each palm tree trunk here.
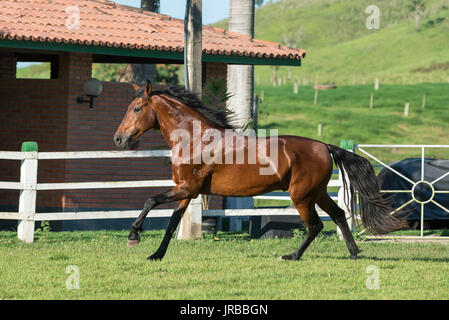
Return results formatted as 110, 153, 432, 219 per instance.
227, 0, 255, 129
226, 0, 255, 230
117, 1, 159, 84
141, 0, 159, 12
177, 0, 203, 240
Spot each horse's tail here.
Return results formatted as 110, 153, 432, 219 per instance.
327, 144, 408, 234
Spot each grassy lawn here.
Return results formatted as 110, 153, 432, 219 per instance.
1, 229, 448, 300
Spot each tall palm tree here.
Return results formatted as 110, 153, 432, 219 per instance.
116, 0, 159, 84
225, 0, 255, 229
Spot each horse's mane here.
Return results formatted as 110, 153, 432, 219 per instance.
136, 85, 236, 130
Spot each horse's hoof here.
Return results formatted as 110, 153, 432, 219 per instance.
350, 249, 363, 260
279, 254, 297, 261
127, 239, 140, 248
147, 253, 164, 261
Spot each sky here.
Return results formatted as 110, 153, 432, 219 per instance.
114, 0, 230, 25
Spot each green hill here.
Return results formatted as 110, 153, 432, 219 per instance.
16, 63, 51, 79
217, 0, 449, 85
17, 0, 449, 85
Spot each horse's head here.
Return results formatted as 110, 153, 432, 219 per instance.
114, 80, 159, 149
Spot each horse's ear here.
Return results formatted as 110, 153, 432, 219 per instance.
132, 83, 140, 92
144, 80, 152, 99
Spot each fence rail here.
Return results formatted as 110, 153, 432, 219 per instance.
0, 146, 349, 243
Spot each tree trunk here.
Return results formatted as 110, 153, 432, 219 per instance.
184, 0, 202, 97
227, 0, 255, 129
177, 0, 203, 240
141, 0, 159, 12
225, 0, 255, 229
116, 1, 159, 84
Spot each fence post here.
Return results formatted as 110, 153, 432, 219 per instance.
17, 142, 38, 243
176, 195, 202, 240
337, 140, 354, 239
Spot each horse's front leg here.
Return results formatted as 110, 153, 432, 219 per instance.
147, 198, 191, 261
127, 188, 193, 248
127, 196, 159, 247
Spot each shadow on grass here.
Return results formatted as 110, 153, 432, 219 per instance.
316, 253, 449, 263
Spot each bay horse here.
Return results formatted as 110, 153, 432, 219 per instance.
114, 80, 407, 261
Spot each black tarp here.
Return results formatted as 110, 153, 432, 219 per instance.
377, 158, 449, 220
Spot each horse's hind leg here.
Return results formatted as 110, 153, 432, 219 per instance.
317, 193, 361, 259
281, 200, 323, 261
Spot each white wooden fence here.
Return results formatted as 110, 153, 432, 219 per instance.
0, 148, 349, 243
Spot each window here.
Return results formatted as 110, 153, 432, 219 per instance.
15, 54, 59, 79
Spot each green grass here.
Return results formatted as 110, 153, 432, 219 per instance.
1, 229, 448, 300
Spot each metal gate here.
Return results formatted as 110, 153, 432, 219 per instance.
356, 144, 449, 239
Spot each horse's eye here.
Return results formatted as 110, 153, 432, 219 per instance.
134, 107, 142, 113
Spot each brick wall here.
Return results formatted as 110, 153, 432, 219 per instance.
203, 62, 227, 85
0, 53, 227, 216
0, 54, 68, 210
0, 56, 16, 79
62, 53, 174, 210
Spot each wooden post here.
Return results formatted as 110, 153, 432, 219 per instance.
17, 142, 38, 243
404, 102, 409, 117
179, 0, 203, 240
293, 80, 298, 94
374, 78, 379, 90
177, 196, 202, 240
369, 92, 374, 109
317, 123, 322, 137
313, 89, 318, 105
272, 67, 277, 87
252, 94, 259, 129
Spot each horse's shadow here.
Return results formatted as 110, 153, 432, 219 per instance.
317, 254, 449, 263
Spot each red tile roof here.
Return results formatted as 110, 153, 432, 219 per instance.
0, 0, 306, 65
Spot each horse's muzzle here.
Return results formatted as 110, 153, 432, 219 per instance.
114, 133, 126, 149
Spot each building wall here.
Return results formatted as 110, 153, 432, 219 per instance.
62, 52, 174, 211
0, 53, 226, 223
0, 54, 68, 211
203, 62, 227, 85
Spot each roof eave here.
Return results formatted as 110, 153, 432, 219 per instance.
0, 39, 303, 67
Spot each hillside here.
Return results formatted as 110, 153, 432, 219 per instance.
216, 0, 449, 85
255, 83, 449, 160
17, 0, 449, 85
